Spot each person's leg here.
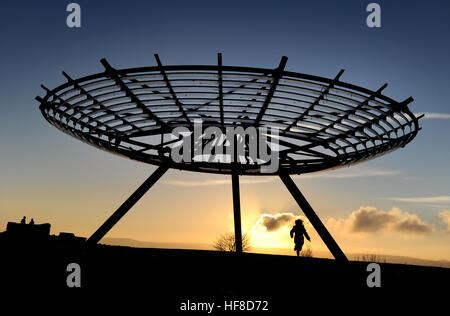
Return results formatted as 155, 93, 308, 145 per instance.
296, 249, 299, 256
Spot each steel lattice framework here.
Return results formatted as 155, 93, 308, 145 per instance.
37, 55, 420, 176
36, 55, 422, 261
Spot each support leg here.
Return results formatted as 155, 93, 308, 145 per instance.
232, 172, 243, 253
279, 172, 348, 261
86, 165, 169, 246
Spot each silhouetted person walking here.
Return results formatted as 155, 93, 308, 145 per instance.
290, 219, 310, 256
20, 216, 26, 224
29, 218, 34, 225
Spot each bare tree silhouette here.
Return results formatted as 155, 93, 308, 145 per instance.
356, 253, 386, 263
299, 245, 313, 257
213, 232, 251, 252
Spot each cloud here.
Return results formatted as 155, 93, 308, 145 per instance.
327, 206, 433, 235
164, 179, 230, 187
385, 196, 450, 204
164, 178, 273, 187
349, 207, 395, 233
415, 112, 450, 119
294, 168, 400, 179
253, 213, 305, 232
164, 168, 398, 186
395, 216, 433, 234
438, 210, 450, 232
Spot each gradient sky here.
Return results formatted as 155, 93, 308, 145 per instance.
1, 0, 450, 261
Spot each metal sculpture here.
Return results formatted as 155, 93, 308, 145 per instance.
36, 54, 421, 261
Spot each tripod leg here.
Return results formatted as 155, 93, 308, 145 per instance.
279, 172, 348, 261
232, 172, 243, 253
86, 165, 169, 246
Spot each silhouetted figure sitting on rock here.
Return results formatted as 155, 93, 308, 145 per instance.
29, 218, 34, 225
20, 216, 26, 224
290, 219, 311, 257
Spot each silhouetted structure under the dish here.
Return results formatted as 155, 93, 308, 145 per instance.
36, 54, 421, 261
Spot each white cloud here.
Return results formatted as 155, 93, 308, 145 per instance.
164, 179, 229, 187
164, 167, 399, 187
164, 178, 273, 187
253, 213, 305, 232
294, 168, 400, 179
438, 210, 450, 232
415, 112, 450, 119
386, 196, 450, 204
327, 206, 433, 235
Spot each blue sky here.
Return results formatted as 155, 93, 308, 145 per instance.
0, 0, 449, 260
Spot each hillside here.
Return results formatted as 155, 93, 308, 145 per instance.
102, 237, 450, 269
1, 240, 449, 289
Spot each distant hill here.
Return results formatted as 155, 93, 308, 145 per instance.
102, 237, 450, 268
103, 237, 213, 250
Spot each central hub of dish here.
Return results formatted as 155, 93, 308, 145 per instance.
153, 120, 280, 174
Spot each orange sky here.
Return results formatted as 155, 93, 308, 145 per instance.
1, 145, 449, 263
